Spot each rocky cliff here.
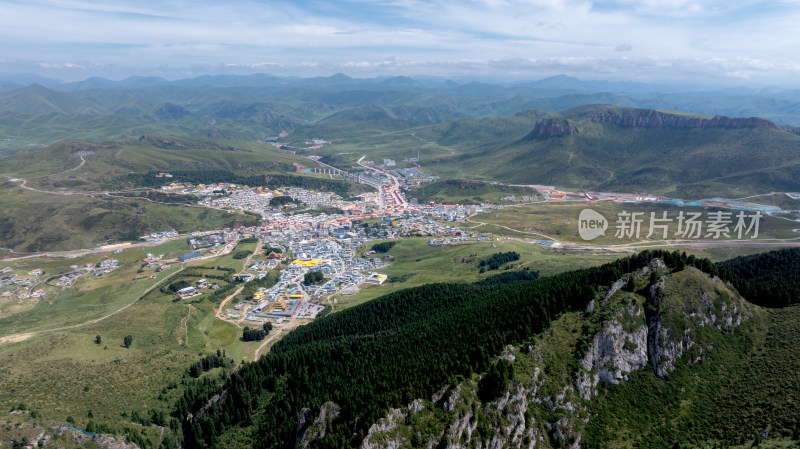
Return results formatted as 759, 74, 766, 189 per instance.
575, 294, 649, 400
296, 402, 341, 449
527, 118, 582, 137
355, 264, 756, 449
360, 344, 587, 449
588, 108, 776, 130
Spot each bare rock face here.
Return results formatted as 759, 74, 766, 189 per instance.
45, 426, 140, 449
473, 380, 543, 449
589, 108, 776, 130
360, 401, 423, 449
360, 266, 756, 449
528, 118, 582, 137
575, 296, 649, 399
647, 317, 683, 379
93, 434, 140, 449
577, 264, 751, 392
362, 346, 587, 449
296, 402, 342, 449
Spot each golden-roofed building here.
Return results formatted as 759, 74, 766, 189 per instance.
292, 259, 323, 267
265, 297, 289, 314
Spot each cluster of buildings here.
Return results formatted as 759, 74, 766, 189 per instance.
189, 232, 237, 249
2, 263, 89, 302
174, 278, 221, 300
55, 272, 81, 287
501, 195, 538, 202
143, 253, 171, 270
1, 273, 32, 288
283, 187, 341, 209
386, 167, 438, 186
198, 188, 281, 216
374, 215, 469, 238
140, 230, 178, 243
178, 183, 371, 219
221, 226, 391, 322
428, 235, 490, 246
151, 176, 508, 324
248, 257, 281, 275
176, 286, 202, 299
93, 259, 119, 276
1, 287, 46, 300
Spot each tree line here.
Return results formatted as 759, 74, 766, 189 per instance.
242, 323, 273, 342
109, 170, 359, 197
370, 241, 396, 253
170, 249, 714, 449
716, 247, 800, 307
478, 251, 520, 271
188, 350, 233, 378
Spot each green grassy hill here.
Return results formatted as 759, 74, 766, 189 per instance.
0, 112, 219, 155
0, 137, 317, 188
359, 265, 800, 449
0, 137, 328, 251
408, 179, 540, 204
0, 184, 260, 251
417, 106, 800, 196
0, 84, 104, 115
3, 245, 800, 448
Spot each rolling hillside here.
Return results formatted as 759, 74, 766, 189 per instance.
0, 84, 103, 115
0, 137, 330, 251
420, 106, 800, 196
2, 78, 800, 198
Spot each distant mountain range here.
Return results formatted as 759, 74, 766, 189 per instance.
1, 75, 799, 197
3, 72, 800, 125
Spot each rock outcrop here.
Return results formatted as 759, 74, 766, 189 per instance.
589, 108, 776, 130
361, 266, 756, 449
648, 268, 753, 378
296, 402, 342, 449
576, 296, 649, 400
578, 265, 753, 395
361, 344, 587, 449
528, 118, 582, 137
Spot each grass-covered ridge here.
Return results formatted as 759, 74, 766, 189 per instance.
172, 250, 717, 449
429, 110, 800, 196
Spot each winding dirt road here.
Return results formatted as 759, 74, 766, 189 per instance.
0, 265, 185, 345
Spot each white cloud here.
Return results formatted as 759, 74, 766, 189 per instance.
0, 0, 799, 85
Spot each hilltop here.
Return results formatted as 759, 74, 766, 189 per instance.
409, 105, 800, 196
0, 84, 104, 115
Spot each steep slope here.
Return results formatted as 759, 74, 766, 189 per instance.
356, 264, 798, 449
414, 109, 550, 152
717, 247, 800, 307
166, 250, 800, 449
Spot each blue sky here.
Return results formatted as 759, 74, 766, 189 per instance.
1, 0, 799, 85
